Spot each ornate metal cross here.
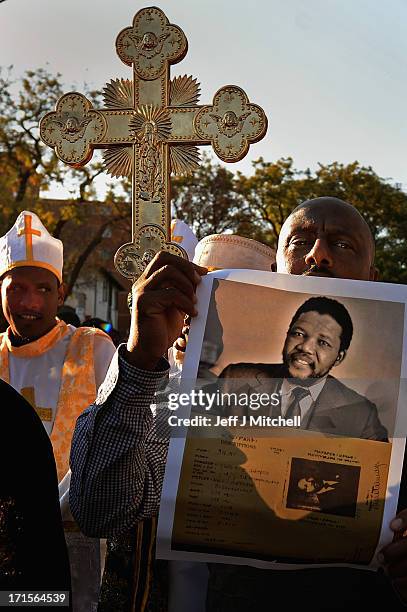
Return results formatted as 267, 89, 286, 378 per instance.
39, 6, 268, 280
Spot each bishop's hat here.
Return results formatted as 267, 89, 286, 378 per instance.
0, 211, 63, 283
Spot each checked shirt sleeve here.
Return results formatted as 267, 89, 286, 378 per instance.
69, 345, 171, 538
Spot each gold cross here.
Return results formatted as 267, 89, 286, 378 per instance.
17, 215, 41, 260
21, 387, 52, 422
39, 6, 268, 280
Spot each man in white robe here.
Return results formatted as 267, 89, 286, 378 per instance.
0, 210, 116, 612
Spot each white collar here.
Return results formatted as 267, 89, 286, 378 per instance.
280, 376, 328, 403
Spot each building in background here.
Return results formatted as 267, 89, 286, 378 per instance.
66, 268, 125, 331
38, 199, 132, 341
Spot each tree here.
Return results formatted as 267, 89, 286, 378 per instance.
0, 67, 132, 295
0, 67, 65, 215
234, 157, 314, 246
171, 154, 264, 241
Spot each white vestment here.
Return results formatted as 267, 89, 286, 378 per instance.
3, 324, 115, 612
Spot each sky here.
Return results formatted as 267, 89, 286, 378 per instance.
1, 0, 407, 198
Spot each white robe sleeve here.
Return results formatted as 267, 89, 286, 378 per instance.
93, 334, 117, 391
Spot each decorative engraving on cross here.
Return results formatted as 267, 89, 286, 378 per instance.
39, 6, 268, 280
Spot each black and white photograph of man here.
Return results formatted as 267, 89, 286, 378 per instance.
218, 295, 389, 440
197, 279, 403, 440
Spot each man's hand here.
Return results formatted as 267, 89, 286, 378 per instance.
125, 252, 207, 370
379, 509, 407, 602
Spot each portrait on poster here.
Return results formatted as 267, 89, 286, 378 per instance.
286, 457, 361, 518
197, 277, 404, 439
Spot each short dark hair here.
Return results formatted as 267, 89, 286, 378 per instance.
289, 297, 353, 352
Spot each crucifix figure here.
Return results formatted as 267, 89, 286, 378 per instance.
39, 6, 268, 280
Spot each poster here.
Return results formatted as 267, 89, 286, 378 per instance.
157, 269, 407, 570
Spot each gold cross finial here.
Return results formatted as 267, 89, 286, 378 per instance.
39, 6, 268, 280
17, 215, 41, 260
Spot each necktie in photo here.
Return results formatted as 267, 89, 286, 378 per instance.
285, 387, 310, 420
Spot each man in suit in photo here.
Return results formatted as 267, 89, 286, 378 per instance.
219, 295, 388, 440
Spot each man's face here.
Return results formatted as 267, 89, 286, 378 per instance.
276, 198, 376, 281
1, 267, 64, 340
283, 310, 344, 379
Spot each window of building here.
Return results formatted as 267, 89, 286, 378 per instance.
102, 278, 108, 302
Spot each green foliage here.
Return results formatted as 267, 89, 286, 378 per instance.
0, 66, 63, 220
171, 153, 264, 241
234, 157, 313, 245
0, 67, 131, 294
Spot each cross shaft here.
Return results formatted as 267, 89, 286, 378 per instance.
39, 6, 268, 280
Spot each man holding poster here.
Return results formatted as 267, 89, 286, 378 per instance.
70, 197, 407, 610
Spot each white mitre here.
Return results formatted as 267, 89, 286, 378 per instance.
170, 219, 198, 261
0, 210, 63, 283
